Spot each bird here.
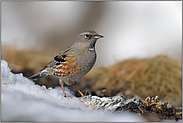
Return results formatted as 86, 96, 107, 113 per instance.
29, 30, 103, 97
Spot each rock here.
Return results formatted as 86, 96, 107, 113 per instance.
80, 95, 182, 122
80, 95, 139, 113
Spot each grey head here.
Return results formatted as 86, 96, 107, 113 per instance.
72, 30, 104, 51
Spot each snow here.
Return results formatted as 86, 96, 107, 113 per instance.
1, 60, 144, 122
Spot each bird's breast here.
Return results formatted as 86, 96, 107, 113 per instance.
76, 50, 96, 74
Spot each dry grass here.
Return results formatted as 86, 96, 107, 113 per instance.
86, 55, 182, 106
138, 96, 182, 121
1, 45, 56, 72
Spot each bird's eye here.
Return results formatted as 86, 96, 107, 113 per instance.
85, 34, 89, 38
85, 34, 92, 39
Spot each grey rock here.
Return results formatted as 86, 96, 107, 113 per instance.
80, 95, 140, 113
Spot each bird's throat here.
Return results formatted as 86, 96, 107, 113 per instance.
88, 40, 96, 51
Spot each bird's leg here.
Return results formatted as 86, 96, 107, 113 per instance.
61, 84, 66, 97
72, 85, 84, 97
59, 78, 66, 97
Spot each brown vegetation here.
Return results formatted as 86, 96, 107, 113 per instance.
85, 55, 182, 107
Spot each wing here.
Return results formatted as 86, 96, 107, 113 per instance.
42, 47, 80, 78
29, 47, 78, 80
53, 47, 71, 65
42, 47, 72, 69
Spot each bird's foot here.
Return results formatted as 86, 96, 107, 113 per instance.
64, 94, 66, 97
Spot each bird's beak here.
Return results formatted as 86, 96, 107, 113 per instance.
94, 35, 104, 39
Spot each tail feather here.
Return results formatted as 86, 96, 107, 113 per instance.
29, 72, 44, 81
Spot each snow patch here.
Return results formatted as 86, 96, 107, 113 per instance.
1, 60, 144, 122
